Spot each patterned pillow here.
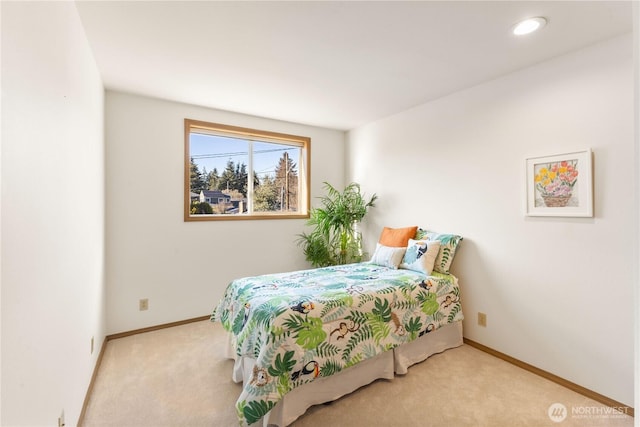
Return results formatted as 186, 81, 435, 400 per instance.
415, 228, 463, 274
399, 239, 441, 275
370, 243, 407, 269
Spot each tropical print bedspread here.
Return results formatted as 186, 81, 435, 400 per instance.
211, 262, 463, 426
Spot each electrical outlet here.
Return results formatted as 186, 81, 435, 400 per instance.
139, 298, 149, 311
478, 312, 487, 327
58, 409, 65, 427
91, 336, 94, 355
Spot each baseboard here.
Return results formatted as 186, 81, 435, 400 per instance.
77, 315, 211, 426
463, 338, 634, 418
106, 315, 211, 340
77, 335, 108, 426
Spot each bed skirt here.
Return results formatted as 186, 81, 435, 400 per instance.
223, 321, 463, 427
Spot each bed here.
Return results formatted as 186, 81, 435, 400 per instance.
211, 228, 463, 427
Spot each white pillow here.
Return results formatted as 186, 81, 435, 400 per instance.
370, 243, 406, 269
399, 239, 441, 275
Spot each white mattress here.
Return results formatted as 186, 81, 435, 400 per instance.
224, 321, 463, 427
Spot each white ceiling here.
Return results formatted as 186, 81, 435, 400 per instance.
76, 1, 633, 131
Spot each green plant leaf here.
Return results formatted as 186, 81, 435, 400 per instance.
406, 316, 423, 335
296, 181, 376, 267
320, 359, 343, 377
421, 293, 439, 316
372, 297, 392, 322
371, 318, 390, 345
243, 399, 276, 425
295, 317, 327, 349
268, 350, 296, 377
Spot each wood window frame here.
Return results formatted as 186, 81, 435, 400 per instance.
184, 119, 311, 221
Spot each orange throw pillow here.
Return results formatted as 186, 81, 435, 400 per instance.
378, 226, 418, 247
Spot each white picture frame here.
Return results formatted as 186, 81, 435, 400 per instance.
526, 149, 593, 217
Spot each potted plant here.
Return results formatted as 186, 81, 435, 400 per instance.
297, 182, 377, 267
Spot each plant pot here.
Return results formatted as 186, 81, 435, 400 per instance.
542, 194, 571, 207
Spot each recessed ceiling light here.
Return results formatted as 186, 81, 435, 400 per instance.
513, 17, 547, 36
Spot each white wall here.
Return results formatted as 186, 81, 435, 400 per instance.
0, 2, 4, 423
633, 1, 639, 417
347, 35, 635, 406
1, 2, 106, 426
105, 92, 344, 334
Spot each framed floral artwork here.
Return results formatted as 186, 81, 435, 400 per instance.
526, 149, 593, 217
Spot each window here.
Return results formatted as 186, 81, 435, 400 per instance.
184, 119, 310, 221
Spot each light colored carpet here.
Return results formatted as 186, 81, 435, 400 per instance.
82, 320, 633, 427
